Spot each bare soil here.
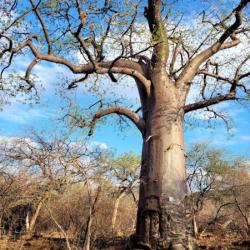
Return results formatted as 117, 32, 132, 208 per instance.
0, 235, 249, 250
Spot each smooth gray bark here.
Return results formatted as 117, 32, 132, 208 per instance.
132, 76, 194, 249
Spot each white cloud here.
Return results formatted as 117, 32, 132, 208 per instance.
89, 141, 108, 150
0, 105, 53, 124
240, 135, 250, 141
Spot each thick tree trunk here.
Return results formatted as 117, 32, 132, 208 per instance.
132, 77, 193, 249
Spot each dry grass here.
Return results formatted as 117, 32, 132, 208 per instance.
197, 232, 250, 249
0, 236, 66, 250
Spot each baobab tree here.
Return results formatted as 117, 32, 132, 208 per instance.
1, 0, 250, 249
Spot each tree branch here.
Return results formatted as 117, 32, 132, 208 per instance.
0, 36, 38, 78
0, 2, 41, 35
197, 70, 233, 84
145, 0, 169, 69
29, 0, 52, 54
26, 40, 151, 94
169, 38, 181, 78
22, 58, 40, 90
0, 35, 13, 59
69, 106, 145, 135
177, 0, 249, 87
67, 74, 89, 89
184, 93, 237, 113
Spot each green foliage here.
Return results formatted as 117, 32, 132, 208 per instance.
106, 152, 140, 187
187, 142, 250, 199
111, 153, 140, 171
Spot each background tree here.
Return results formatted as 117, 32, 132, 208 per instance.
186, 143, 217, 238
0, 167, 33, 238
0, 133, 86, 238
107, 153, 140, 235
186, 143, 250, 240
208, 157, 250, 237
1, 0, 250, 249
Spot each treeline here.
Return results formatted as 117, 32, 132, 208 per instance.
0, 135, 249, 249
0, 134, 139, 249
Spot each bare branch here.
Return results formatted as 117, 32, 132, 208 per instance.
44, 203, 72, 250
177, 0, 250, 87
0, 3, 39, 35
67, 74, 89, 89
26, 40, 151, 93
29, 0, 52, 54
184, 93, 237, 113
232, 55, 250, 93
68, 106, 145, 135
0, 36, 38, 78
0, 35, 13, 58
21, 58, 40, 90
197, 70, 233, 84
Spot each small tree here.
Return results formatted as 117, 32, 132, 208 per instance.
187, 144, 250, 238
210, 158, 250, 236
0, 133, 82, 237
186, 143, 216, 238
0, 168, 33, 237
108, 153, 140, 235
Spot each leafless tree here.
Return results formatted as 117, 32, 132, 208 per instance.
0, 133, 89, 238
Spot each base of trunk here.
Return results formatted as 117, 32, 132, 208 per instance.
129, 237, 197, 250
128, 197, 197, 250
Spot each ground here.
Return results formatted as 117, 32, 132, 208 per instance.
0, 234, 250, 250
